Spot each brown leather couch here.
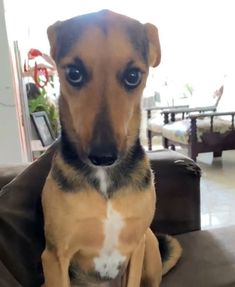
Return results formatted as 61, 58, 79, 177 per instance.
0, 146, 234, 287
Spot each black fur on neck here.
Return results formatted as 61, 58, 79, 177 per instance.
60, 128, 144, 170
57, 129, 150, 196
60, 129, 92, 176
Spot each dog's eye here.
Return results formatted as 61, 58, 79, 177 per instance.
65, 65, 85, 87
123, 68, 142, 89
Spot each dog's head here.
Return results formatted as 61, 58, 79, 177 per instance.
48, 10, 160, 167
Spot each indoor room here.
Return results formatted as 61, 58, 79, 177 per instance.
0, 0, 234, 286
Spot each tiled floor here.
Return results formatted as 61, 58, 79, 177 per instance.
197, 150, 235, 230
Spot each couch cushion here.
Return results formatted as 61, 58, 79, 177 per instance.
0, 144, 56, 287
162, 226, 235, 287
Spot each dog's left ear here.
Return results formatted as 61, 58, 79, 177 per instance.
145, 23, 161, 67
47, 21, 62, 61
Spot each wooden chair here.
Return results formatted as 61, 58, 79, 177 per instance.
144, 104, 188, 150
160, 85, 235, 161
145, 86, 223, 151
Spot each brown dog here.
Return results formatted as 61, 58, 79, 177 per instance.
41, 10, 181, 287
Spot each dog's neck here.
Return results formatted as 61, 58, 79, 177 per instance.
52, 130, 150, 198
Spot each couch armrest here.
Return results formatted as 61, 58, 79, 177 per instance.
148, 150, 201, 235
0, 164, 30, 190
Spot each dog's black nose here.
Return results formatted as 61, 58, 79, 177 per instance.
88, 152, 117, 166
88, 132, 118, 166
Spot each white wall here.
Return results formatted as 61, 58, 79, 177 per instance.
0, 0, 23, 163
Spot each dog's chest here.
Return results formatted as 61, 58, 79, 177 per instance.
46, 164, 154, 282
87, 167, 152, 279
94, 168, 111, 197
92, 169, 124, 278
93, 201, 126, 279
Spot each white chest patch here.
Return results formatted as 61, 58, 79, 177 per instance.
95, 168, 110, 197
94, 202, 126, 279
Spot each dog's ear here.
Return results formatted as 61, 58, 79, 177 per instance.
47, 21, 61, 61
145, 23, 161, 67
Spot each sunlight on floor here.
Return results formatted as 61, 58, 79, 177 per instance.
197, 151, 235, 230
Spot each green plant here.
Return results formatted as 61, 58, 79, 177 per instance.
27, 79, 59, 137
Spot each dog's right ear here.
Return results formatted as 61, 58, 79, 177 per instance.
47, 21, 61, 61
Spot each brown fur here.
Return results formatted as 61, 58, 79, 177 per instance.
41, 10, 165, 287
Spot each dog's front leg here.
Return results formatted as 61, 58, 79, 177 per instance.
140, 228, 162, 287
42, 247, 71, 287
125, 229, 162, 287
125, 236, 145, 287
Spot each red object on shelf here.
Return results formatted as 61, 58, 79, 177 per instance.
25, 49, 50, 88
34, 62, 49, 88
28, 48, 43, 59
